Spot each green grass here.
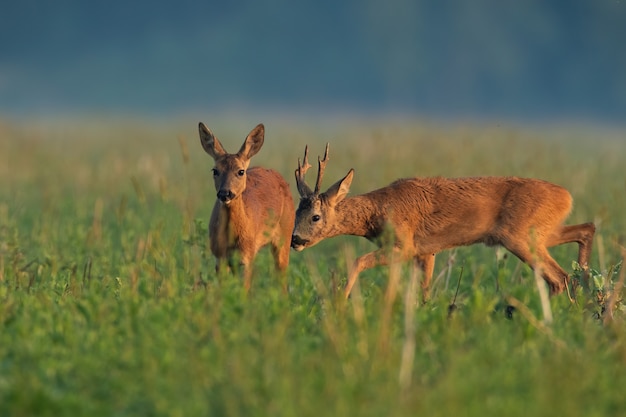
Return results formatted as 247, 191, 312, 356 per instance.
1, 117, 625, 416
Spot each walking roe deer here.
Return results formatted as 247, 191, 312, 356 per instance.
291, 144, 595, 301
199, 122, 295, 291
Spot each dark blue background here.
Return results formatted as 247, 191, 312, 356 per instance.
1, 0, 625, 124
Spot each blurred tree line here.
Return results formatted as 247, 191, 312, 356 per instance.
1, 0, 625, 122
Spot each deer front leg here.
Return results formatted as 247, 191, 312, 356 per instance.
415, 253, 436, 303
221, 251, 253, 292
239, 253, 254, 293
344, 247, 405, 299
243, 264, 253, 292
215, 257, 232, 276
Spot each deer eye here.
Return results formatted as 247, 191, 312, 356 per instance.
212, 168, 219, 176
238, 170, 245, 177
312, 215, 321, 222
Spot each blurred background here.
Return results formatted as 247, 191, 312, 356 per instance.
1, 0, 625, 125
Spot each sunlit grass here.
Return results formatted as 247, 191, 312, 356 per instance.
1, 117, 625, 416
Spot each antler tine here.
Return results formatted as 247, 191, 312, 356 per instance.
295, 145, 314, 197
314, 143, 330, 195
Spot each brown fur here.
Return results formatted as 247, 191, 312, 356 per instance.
199, 122, 295, 292
292, 145, 595, 301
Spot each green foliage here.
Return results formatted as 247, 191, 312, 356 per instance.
1, 119, 625, 416
571, 260, 625, 319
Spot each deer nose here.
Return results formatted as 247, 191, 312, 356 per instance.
291, 234, 309, 248
217, 190, 235, 202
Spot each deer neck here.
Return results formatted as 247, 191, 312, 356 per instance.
214, 196, 249, 243
331, 195, 380, 239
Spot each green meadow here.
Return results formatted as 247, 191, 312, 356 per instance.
1, 117, 625, 416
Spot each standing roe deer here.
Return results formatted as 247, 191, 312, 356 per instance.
199, 122, 295, 291
291, 144, 595, 301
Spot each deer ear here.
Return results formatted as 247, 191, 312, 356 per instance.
325, 169, 354, 206
199, 122, 226, 159
238, 123, 265, 160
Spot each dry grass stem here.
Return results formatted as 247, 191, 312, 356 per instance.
399, 266, 420, 395
534, 265, 553, 325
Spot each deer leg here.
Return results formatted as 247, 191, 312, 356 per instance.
546, 222, 595, 290
242, 263, 253, 292
271, 241, 290, 293
236, 252, 253, 292
344, 248, 404, 299
536, 248, 571, 295
415, 253, 435, 303
271, 245, 289, 272
505, 241, 569, 295
216, 258, 232, 276
546, 223, 595, 266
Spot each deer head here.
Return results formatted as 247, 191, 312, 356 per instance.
199, 122, 264, 205
292, 144, 354, 251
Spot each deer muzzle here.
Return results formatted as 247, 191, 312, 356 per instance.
290, 234, 309, 251
217, 189, 235, 203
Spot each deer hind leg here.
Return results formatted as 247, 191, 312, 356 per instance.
504, 241, 569, 295
546, 223, 596, 269
415, 253, 435, 303
271, 240, 290, 293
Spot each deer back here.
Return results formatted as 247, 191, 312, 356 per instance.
237, 166, 293, 239
293, 164, 573, 255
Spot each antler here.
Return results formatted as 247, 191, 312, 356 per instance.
314, 143, 330, 195
295, 145, 313, 197
295, 143, 330, 197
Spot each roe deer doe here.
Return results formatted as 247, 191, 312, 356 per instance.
199, 122, 295, 291
291, 144, 595, 301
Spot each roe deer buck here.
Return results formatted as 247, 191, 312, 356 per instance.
198, 122, 295, 291
291, 144, 595, 301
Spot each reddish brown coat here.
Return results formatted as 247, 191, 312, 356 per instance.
200, 122, 295, 291
292, 145, 595, 300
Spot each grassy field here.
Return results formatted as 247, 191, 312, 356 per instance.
1, 117, 625, 416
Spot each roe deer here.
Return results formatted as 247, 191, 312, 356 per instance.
199, 122, 295, 291
291, 144, 595, 301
